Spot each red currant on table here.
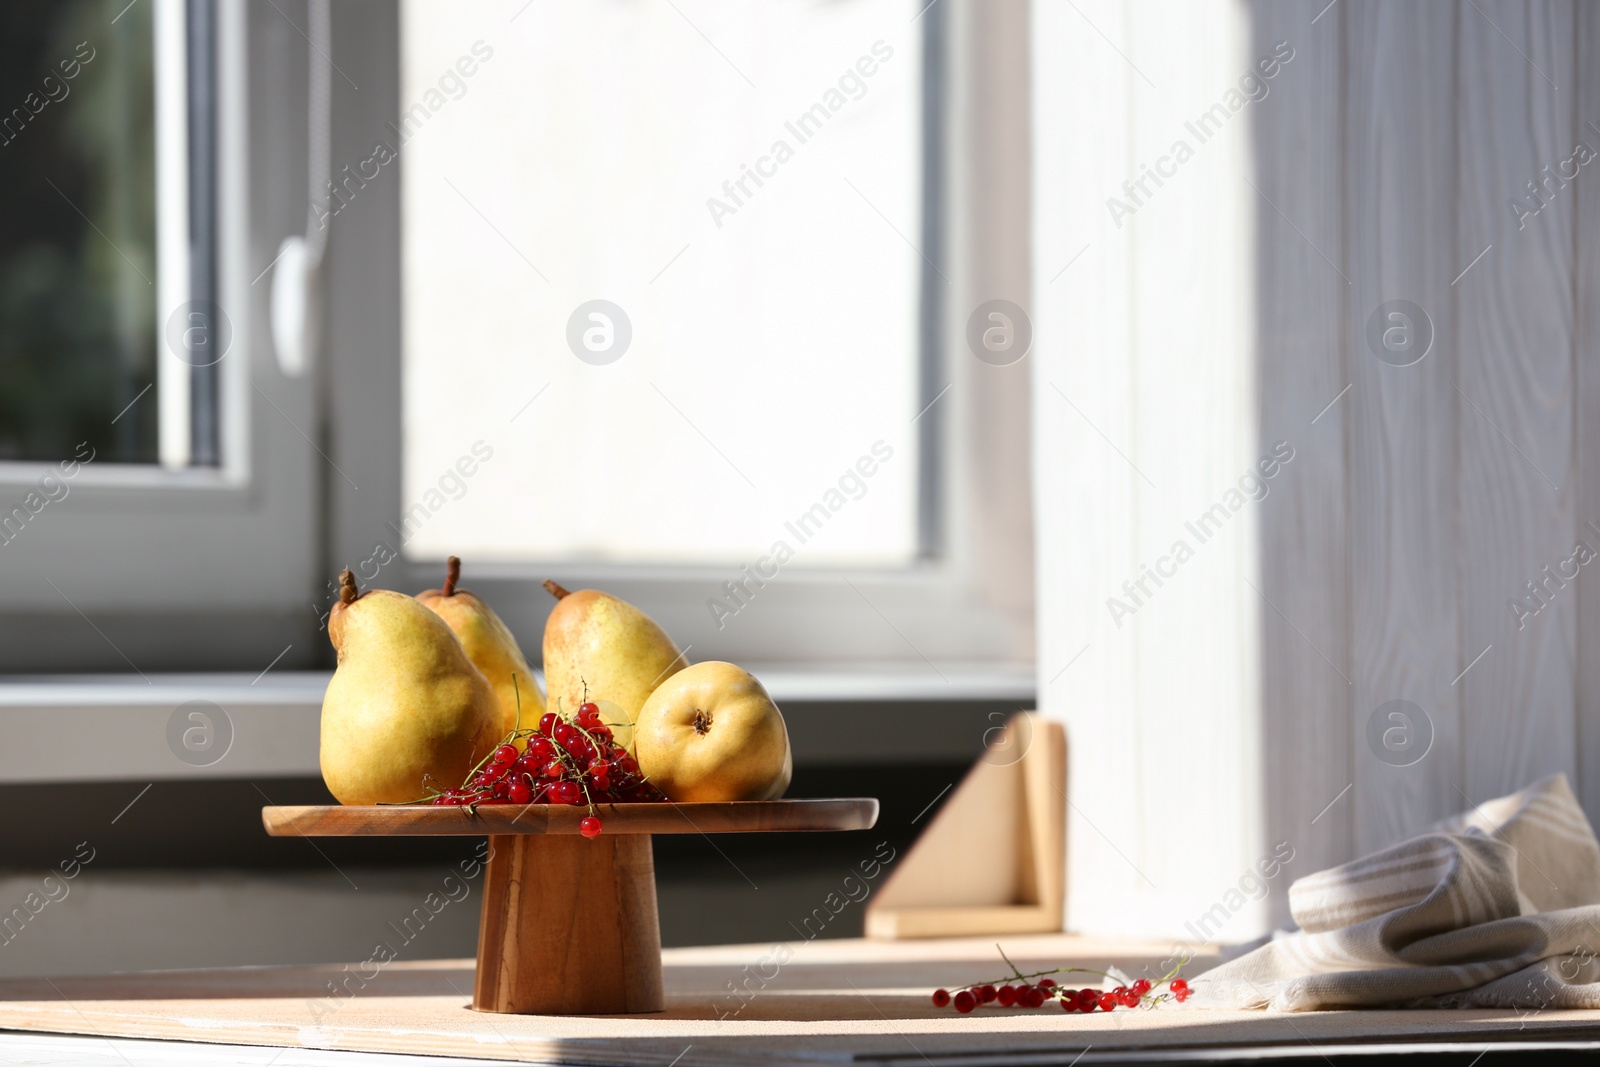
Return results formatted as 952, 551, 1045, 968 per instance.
953, 990, 976, 1014
996, 984, 1016, 1006
579, 815, 603, 838
1075, 989, 1098, 1012
931, 989, 951, 1008
1097, 992, 1117, 1012
508, 779, 532, 804
1132, 978, 1152, 996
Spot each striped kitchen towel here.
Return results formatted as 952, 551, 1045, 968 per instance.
1195, 774, 1600, 1011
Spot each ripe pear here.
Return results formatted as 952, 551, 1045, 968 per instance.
321, 570, 501, 805
418, 556, 544, 739
542, 580, 688, 751
633, 661, 792, 802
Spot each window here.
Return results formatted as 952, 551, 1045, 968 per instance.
302, 0, 1034, 672
0, 1, 322, 673
0, 0, 1032, 677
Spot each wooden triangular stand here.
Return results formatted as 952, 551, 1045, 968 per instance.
865, 712, 1065, 939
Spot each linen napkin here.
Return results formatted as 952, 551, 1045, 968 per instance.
1195, 774, 1600, 1011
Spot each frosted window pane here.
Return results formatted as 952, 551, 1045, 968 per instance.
399, 0, 922, 566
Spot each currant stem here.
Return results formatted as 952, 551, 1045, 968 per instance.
510, 673, 523, 734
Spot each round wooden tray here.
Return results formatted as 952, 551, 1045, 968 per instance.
261, 798, 879, 1017
262, 798, 878, 837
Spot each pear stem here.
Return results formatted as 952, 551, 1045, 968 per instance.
443, 555, 461, 597
543, 579, 571, 600
337, 569, 359, 605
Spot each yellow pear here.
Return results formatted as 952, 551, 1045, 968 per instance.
321, 570, 500, 805
418, 556, 544, 740
542, 580, 688, 750
633, 661, 791, 802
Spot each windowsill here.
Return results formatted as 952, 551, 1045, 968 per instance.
0, 665, 1036, 783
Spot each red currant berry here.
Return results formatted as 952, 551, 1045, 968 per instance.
1174, 988, 1191, 1003
493, 744, 518, 765
1097, 993, 1117, 1012
539, 712, 558, 736
524, 737, 556, 762
508, 779, 532, 804
977, 984, 996, 1003
1020, 986, 1045, 1009
592, 775, 612, 792
1060, 996, 1075, 1011
931, 989, 951, 1008
579, 815, 603, 838
1037, 977, 1055, 989
1132, 978, 1152, 996
953, 990, 976, 1014
1075, 989, 1098, 1012
996, 985, 1016, 1006
551, 781, 582, 805
578, 701, 600, 718
1170, 979, 1189, 995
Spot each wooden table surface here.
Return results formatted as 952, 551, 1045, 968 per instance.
3, 934, 1600, 1065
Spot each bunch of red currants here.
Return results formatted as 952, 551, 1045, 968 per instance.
425, 701, 664, 837
931, 948, 1190, 1015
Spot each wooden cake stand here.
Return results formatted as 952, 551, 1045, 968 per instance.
262, 799, 878, 1016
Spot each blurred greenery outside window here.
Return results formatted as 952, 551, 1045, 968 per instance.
0, 1, 157, 463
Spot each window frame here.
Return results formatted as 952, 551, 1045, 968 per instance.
0, 0, 325, 673
326, 0, 1035, 675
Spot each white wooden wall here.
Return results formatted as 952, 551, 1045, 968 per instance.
1034, 0, 1597, 939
